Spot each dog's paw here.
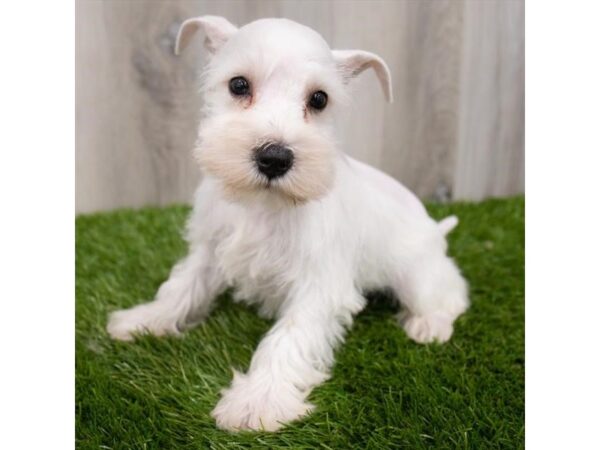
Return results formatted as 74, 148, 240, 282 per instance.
398, 311, 454, 344
211, 371, 313, 432
107, 303, 180, 341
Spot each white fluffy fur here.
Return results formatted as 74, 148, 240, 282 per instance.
107, 16, 469, 432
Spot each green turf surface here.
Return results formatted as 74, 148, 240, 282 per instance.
76, 197, 524, 449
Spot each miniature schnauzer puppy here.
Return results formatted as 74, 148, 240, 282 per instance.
107, 16, 469, 432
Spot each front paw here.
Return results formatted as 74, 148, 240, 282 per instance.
107, 303, 180, 341
211, 371, 313, 431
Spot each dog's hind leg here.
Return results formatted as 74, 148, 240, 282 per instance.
107, 242, 225, 341
391, 251, 469, 344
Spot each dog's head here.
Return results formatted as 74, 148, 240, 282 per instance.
177, 16, 392, 204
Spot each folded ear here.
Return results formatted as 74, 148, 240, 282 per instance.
332, 49, 393, 103
175, 16, 238, 56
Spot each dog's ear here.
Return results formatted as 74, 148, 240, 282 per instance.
175, 16, 238, 56
332, 50, 393, 103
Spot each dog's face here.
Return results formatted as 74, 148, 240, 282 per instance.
176, 17, 393, 204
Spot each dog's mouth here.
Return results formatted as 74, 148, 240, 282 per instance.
259, 176, 285, 194
252, 170, 305, 205
195, 117, 336, 204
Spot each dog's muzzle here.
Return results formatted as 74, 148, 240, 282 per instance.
254, 143, 294, 180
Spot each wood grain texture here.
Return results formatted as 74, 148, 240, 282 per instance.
76, 0, 524, 213
77, 0, 201, 212
453, 0, 525, 200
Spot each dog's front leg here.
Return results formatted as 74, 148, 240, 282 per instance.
107, 242, 225, 341
212, 283, 364, 431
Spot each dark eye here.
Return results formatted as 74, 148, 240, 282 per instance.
229, 76, 250, 97
308, 90, 328, 111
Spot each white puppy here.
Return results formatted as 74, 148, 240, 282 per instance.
107, 16, 469, 432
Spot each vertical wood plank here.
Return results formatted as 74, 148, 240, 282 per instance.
453, 0, 525, 200
379, 0, 465, 201
76, 0, 203, 213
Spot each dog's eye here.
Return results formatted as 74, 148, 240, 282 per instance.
229, 76, 251, 97
308, 90, 328, 111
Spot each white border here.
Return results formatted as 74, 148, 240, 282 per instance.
527, 1, 600, 448
0, 1, 74, 449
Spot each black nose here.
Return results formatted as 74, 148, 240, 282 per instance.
254, 143, 294, 179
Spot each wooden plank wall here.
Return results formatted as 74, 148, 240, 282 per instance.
76, 0, 524, 213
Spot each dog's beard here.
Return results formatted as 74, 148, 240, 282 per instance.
195, 115, 337, 204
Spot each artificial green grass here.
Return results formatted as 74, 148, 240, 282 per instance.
76, 197, 524, 449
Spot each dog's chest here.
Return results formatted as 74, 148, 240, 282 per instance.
214, 212, 303, 313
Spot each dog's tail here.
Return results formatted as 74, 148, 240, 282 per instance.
438, 215, 459, 236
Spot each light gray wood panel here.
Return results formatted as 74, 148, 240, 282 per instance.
76, 0, 524, 212
378, 0, 465, 201
453, 0, 525, 200
77, 0, 201, 212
